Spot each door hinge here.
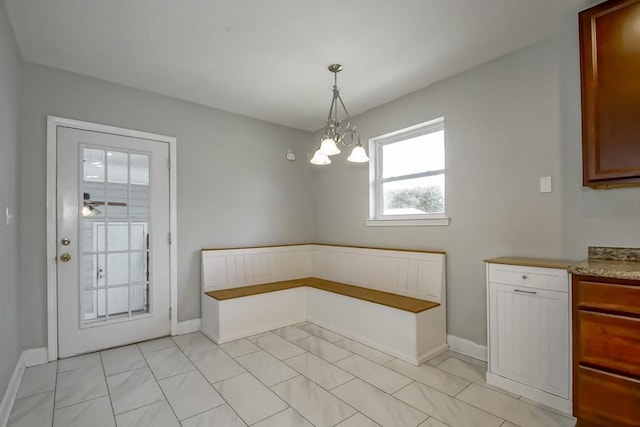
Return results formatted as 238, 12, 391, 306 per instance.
169, 307, 172, 320
168, 232, 172, 244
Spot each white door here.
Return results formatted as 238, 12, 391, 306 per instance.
57, 126, 171, 358
489, 282, 569, 398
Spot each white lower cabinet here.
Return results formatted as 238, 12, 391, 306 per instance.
486, 261, 572, 414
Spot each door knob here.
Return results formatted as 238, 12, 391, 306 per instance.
61, 237, 71, 246
59, 253, 71, 262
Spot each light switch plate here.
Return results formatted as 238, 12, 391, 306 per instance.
5, 207, 15, 226
540, 176, 552, 193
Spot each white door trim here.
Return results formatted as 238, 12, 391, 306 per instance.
46, 116, 178, 361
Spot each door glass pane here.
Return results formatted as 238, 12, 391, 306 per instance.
80, 147, 151, 324
107, 286, 129, 316
107, 253, 129, 286
107, 151, 128, 183
107, 222, 129, 252
83, 149, 106, 182
130, 252, 146, 283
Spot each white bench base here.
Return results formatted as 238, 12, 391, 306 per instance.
201, 286, 446, 365
201, 287, 307, 344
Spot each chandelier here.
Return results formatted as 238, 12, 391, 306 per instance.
310, 64, 369, 165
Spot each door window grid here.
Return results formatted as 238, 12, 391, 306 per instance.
80, 146, 152, 325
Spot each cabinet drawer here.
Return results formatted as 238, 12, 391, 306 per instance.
577, 310, 640, 377
488, 264, 567, 292
574, 366, 640, 427
573, 278, 640, 315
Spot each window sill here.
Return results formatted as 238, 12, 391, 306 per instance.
365, 217, 450, 227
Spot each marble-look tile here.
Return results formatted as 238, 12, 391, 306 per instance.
273, 325, 312, 342
253, 407, 314, 427
457, 383, 575, 427
236, 350, 298, 386
115, 400, 180, 427
181, 404, 247, 427
252, 333, 306, 360
16, 361, 57, 399
272, 375, 356, 427
144, 346, 195, 379
220, 338, 260, 357
334, 338, 394, 365
293, 335, 352, 363
106, 366, 164, 414
55, 365, 108, 408
335, 412, 381, 426
385, 358, 471, 396
333, 379, 428, 427
447, 351, 487, 369
336, 355, 412, 394
159, 370, 224, 420
247, 331, 272, 342
101, 344, 146, 376
53, 396, 115, 427
58, 353, 102, 372
394, 381, 503, 427
137, 337, 175, 354
285, 352, 354, 390
426, 352, 451, 367
518, 397, 572, 418
419, 418, 449, 427
437, 356, 487, 384
171, 332, 217, 357
187, 347, 245, 383
500, 422, 519, 427
213, 372, 288, 425
297, 323, 344, 342
7, 391, 54, 427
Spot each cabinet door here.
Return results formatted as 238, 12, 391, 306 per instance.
580, 0, 640, 187
489, 283, 569, 398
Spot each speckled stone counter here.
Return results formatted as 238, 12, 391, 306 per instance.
568, 246, 640, 280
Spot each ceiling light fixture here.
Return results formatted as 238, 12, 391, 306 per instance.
310, 64, 369, 165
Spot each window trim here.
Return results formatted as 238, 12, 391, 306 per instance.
368, 118, 449, 226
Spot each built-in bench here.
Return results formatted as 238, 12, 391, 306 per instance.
201, 244, 447, 365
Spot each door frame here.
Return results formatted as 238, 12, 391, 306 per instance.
46, 116, 178, 361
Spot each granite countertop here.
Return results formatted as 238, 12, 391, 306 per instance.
568, 246, 640, 280
569, 258, 640, 280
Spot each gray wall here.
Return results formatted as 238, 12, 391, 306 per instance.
310, 28, 640, 346
0, 0, 23, 402
19, 64, 315, 349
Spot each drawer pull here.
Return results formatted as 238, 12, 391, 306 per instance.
522, 274, 528, 279
514, 289, 537, 295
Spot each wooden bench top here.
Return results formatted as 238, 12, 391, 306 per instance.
204, 277, 440, 313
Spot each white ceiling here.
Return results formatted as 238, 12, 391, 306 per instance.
5, 0, 597, 131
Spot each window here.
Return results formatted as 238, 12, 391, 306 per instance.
368, 118, 448, 225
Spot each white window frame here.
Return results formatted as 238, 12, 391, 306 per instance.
367, 118, 449, 227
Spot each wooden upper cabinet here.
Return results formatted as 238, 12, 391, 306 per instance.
580, 0, 640, 188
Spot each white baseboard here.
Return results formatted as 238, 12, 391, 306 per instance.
176, 318, 201, 335
0, 347, 49, 427
447, 334, 487, 362
0, 353, 24, 427
22, 348, 48, 368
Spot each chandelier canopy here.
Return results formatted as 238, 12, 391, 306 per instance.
310, 64, 369, 165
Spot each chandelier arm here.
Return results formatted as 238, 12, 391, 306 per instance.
336, 92, 352, 131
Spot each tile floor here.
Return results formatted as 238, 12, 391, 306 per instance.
7, 322, 576, 427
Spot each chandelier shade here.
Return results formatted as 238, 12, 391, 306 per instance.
310, 64, 369, 165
